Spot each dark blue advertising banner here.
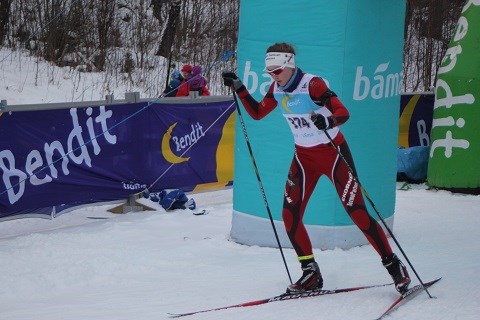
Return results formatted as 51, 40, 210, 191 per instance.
0, 99, 235, 219
398, 93, 434, 147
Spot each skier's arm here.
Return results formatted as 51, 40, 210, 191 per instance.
309, 77, 349, 127
222, 71, 277, 120
235, 82, 277, 120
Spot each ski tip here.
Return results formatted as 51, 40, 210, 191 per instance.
167, 313, 184, 318
425, 277, 442, 286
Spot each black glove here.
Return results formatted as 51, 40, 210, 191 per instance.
222, 71, 242, 90
222, 71, 237, 86
311, 113, 330, 130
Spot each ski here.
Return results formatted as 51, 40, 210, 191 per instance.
375, 277, 441, 320
168, 282, 393, 318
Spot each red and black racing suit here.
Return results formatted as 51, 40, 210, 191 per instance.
234, 72, 393, 262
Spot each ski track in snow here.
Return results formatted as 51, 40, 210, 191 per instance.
0, 185, 479, 319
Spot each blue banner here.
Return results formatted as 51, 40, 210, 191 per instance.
0, 99, 235, 219
399, 93, 434, 147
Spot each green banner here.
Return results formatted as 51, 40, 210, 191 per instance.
428, 1, 480, 193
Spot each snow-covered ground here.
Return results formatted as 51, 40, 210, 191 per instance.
0, 184, 479, 320
1, 48, 479, 320
0, 48, 162, 105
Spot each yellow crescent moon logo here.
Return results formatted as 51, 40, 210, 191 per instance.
192, 112, 236, 192
161, 122, 190, 164
398, 94, 421, 148
281, 95, 292, 113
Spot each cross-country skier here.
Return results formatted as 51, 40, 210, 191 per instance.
222, 42, 411, 294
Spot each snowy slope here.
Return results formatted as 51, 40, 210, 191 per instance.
0, 185, 479, 320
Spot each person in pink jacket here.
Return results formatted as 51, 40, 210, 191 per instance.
176, 65, 210, 97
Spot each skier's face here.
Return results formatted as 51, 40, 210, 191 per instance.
267, 66, 294, 86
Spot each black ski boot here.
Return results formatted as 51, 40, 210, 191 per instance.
382, 253, 411, 293
287, 261, 323, 293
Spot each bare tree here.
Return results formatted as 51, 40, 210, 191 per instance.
403, 0, 464, 92
3, 0, 468, 98
154, 0, 180, 58
0, 0, 12, 43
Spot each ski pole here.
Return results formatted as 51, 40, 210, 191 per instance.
232, 92, 293, 284
322, 129, 433, 298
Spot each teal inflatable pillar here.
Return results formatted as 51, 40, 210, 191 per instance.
230, 0, 406, 249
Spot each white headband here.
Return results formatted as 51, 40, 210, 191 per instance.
264, 52, 296, 70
